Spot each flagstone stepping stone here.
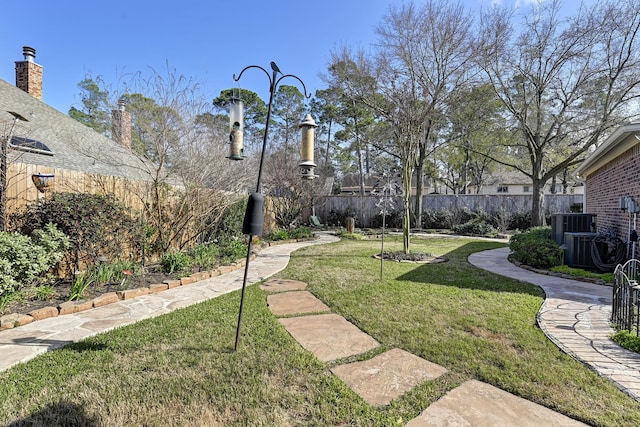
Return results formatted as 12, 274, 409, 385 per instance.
260, 278, 307, 292
279, 313, 379, 362
405, 379, 588, 426
267, 291, 331, 316
331, 348, 448, 406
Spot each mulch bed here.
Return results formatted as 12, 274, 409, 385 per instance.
4, 266, 178, 318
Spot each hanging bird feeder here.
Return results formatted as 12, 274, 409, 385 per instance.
298, 114, 318, 180
228, 98, 244, 160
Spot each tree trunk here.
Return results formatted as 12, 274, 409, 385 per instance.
531, 178, 546, 226
357, 147, 365, 195
414, 161, 424, 229
324, 120, 332, 166
413, 143, 428, 229
462, 141, 470, 195
402, 164, 412, 254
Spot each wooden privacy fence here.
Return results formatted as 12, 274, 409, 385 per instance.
312, 194, 584, 227
4, 161, 241, 257
5, 161, 150, 223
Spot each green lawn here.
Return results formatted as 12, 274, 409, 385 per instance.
0, 236, 639, 426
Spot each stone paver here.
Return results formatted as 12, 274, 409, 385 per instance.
279, 313, 380, 362
331, 348, 448, 406
469, 247, 640, 400
267, 291, 331, 316
406, 379, 588, 426
259, 278, 308, 292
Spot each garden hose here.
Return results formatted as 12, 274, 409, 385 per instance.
591, 235, 626, 272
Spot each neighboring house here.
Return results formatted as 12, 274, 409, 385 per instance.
468, 170, 584, 196
0, 47, 157, 219
575, 121, 640, 240
339, 173, 426, 195
339, 169, 584, 196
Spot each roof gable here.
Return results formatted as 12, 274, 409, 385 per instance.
575, 122, 640, 179
0, 78, 156, 181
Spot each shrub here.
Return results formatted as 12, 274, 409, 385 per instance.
452, 218, 496, 237
473, 208, 494, 224
508, 211, 532, 230
370, 210, 403, 228
493, 207, 511, 232
510, 226, 563, 269
327, 206, 357, 227
422, 209, 453, 229
202, 198, 246, 243
12, 193, 145, 275
218, 237, 247, 263
266, 229, 290, 241
288, 226, 313, 240
0, 223, 69, 301
161, 251, 192, 274
510, 226, 552, 251
188, 243, 220, 270
450, 207, 476, 227
265, 226, 313, 242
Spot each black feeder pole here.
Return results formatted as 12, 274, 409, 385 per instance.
230, 62, 313, 351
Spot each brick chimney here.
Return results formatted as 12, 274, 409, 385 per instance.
15, 46, 43, 100
112, 98, 132, 148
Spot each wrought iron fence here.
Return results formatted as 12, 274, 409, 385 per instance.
612, 259, 640, 335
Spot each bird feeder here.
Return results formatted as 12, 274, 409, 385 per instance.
298, 114, 317, 180
228, 98, 244, 160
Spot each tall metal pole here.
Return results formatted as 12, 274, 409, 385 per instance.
232, 63, 310, 351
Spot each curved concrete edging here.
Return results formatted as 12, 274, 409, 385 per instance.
469, 247, 640, 400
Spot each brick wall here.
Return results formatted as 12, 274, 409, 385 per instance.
585, 143, 640, 240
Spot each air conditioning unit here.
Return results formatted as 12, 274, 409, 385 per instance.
551, 213, 596, 245
564, 232, 597, 269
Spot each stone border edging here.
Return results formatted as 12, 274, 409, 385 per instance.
0, 237, 316, 331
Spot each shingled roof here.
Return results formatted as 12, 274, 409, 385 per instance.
0, 78, 156, 182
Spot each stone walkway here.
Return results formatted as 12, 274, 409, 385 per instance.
262, 277, 587, 426
469, 247, 640, 400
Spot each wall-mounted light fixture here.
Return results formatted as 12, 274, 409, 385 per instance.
31, 173, 55, 193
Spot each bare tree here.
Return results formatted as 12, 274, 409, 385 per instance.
476, 0, 640, 225
90, 67, 255, 252
375, 0, 475, 227
326, 46, 422, 253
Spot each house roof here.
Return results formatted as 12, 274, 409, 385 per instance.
0, 78, 156, 181
482, 170, 531, 186
575, 121, 640, 179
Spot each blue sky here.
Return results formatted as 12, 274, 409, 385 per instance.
1, 0, 565, 114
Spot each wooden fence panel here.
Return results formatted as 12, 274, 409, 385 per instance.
313, 194, 584, 227
5, 162, 148, 225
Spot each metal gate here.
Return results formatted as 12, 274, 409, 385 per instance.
612, 259, 640, 335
